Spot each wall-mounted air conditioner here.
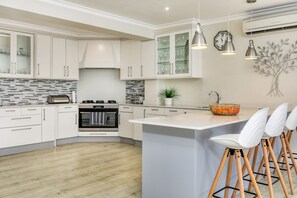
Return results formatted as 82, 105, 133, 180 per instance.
243, 12, 297, 36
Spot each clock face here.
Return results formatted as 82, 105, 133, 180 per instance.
214, 31, 233, 51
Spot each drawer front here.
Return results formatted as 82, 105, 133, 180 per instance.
0, 125, 42, 149
119, 105, 133, 112
146, 107, 164, 115
164, 108, 184, 116
58, 105, 78, 113
21, 107, 42, 115
0, 108, 21, 117
0, 115, 41, 128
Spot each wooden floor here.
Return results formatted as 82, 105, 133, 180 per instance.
0, 142, 296, 198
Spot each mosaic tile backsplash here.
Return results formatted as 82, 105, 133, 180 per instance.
0, 79, 77, 106
126, 80, 145, 104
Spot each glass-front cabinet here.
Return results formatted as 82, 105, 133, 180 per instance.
156, 30, 192, 77
0, 30, 33, 78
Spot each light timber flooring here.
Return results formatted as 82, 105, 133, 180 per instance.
0, 142, 296, 198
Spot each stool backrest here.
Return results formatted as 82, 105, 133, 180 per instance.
265, 103, 288, 137
239, 108, 269, 148
286, 106, 297, 130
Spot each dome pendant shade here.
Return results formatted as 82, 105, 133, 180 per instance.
191, 23, 207, 49
245, 40, 258, 60
221, 37, 235, 55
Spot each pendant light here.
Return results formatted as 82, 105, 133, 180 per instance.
191, 0, 207, 49
245, 0, 258, 60
221, 0, 235, 55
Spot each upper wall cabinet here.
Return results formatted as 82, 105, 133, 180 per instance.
52, 38, 79, 80
155, 30, 202, 79
120, 40, 155, 80
0, 29, 33, 78
79, 40, 120, 69
35, 34, 51, 79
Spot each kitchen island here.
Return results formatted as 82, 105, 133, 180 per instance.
130, 108, 268, 198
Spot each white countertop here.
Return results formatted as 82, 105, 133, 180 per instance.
130, 108, 261, 130
119, 103, 210, 110
0, 103, 78, 109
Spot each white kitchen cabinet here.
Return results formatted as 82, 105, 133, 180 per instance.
42, 106, 56, 142
52, 38, 79, 80
0, 29, 33, 78
120, 40, 141, 80
35, 34, 51, 79
57, 105, 78, 139
156, 30, 202, 78
133, 107, 146, 141
79, 40, 120, 68
119, 105, 134, 138
141, 40, 155, 79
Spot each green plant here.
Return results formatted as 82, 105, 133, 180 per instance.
159, 88, 179, 98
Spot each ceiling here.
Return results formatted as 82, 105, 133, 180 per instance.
63, 0, 297, 25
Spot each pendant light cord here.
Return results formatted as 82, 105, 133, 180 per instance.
250, 2, 253, 38
227, 0, 230, 36
198, 0, 200, 21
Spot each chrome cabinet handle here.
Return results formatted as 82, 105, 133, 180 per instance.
5, 110, 15, 112
127, 67, 130, 77
27, 109, 37, 111
67, 66, 69, 77
64, 66, 66, 77
43, 109, 45, 121
123, 107, 130, 109
169, 110, 178, 112
11, 117, 31, 120
151, 109, 159, 111
37, 63, 40, 75
12, 127, 32, 132
170, 63, 172, 75
172, 63, 174, 75
65, 107, 72, 109
141, 65, 143, 76
144, 109, 146, 118
119, 114, 121, 125
75, 114, 77, 125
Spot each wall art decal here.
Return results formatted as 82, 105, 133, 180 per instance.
254, 39, 297, 97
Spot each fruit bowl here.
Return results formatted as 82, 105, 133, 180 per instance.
209, 103, 240, 116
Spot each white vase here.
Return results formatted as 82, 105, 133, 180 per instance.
165, 98, 173, 106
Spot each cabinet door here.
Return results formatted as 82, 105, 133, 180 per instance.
15, 33, 33, 78
133, 107, 146, 141
174, 32, 190, 75
52, 37, 66, 79
0, 30, 13, 77
141, 41, 155, 79
35, 35, 51, 79
57, 112, 78, 139
156, 35, 171, 76
42, 107, 56, 142
118, 112, 133, 138
66, 39, 79, 80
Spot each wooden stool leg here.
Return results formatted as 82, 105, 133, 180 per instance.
261, 140, 274, 198
231, 147, 254, 198
267, 140, 289, 198
248, 145, 259, 192
242, 149, 262, 198
208, 148, 230, 198
280, 133, 294, 195
224, 150, 234, 198
235, 150, 245, 198
284, 131, 297, 174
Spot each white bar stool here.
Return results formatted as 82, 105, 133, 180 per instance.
275, 105, 297, 194
208, 108, 269, 198
232, 103, 289, 198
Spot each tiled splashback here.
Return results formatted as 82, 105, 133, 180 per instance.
0, 79, 77, 106
126, 80, 145, 104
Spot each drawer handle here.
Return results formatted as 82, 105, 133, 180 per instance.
5, 110, 15, 112
12, 127, 32, 132
151, 109, 159, 111
64, 107, 72, 109
169, 110, 178, 112
27, 109, 37, 111
11, 117, 31, 120
123, 107, 130, 109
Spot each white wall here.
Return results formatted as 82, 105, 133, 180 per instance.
77, 69, 126, 103
147, 20, 297, 108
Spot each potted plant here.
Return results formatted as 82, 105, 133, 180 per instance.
160, 88, 179, 106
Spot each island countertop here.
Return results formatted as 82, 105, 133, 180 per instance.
130, 108, 262, 130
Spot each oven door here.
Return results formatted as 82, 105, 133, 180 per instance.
79, 108, 118, 131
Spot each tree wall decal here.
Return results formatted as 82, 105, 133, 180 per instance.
254, 39, 297, 97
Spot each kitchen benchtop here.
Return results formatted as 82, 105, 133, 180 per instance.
0, 103, 78, 109
119, 103, 210, 110
130, 108, 265, 130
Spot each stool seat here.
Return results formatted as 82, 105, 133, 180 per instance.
262, 133, 270, 140
210, 134, 242, 149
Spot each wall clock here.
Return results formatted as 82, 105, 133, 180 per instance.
214, 31, 233, 51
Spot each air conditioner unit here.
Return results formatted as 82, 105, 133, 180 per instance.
243, 12, 297, 36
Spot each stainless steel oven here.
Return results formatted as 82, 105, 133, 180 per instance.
79, 104, 118, 132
